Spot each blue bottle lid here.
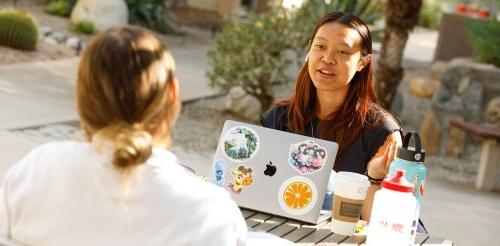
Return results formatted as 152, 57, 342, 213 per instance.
397, 131, 426, 162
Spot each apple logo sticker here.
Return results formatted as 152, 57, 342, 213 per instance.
264, 161, 277, 177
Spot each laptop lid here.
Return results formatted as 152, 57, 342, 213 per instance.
210, 120, 338, 224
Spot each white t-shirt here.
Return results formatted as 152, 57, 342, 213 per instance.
0, 141, 247, 246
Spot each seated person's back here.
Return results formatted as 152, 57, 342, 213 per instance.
0, 26, 246, 246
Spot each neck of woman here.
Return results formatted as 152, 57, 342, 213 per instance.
315, 86, 349, 120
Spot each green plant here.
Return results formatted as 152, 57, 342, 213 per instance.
467, 19, 500, 67
0, 9, 38, 51
290, 0, 385, 58
71, 20, 95, 34
44, 0, 76, 17
126, 0, 179, 34
207, 7, 294, 114
418, 0, 442, 29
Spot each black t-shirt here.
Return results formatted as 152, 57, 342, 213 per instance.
259, 105, 401, 174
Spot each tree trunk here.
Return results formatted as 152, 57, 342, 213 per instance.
376, 0, 423, 109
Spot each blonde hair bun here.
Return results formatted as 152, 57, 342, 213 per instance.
112, 126, 153, 170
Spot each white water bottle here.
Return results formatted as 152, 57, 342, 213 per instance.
365, 169, 417, 246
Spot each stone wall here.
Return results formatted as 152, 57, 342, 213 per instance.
417, 58, 500, 190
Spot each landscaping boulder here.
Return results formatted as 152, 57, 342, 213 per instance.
71, 0, 128, 32
419, 111, 441, 155
486, 97, 500, 124
409, 76, 440, 99
225, 87, 261, 121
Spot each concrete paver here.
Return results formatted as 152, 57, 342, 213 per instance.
0, 58, 78, 129
0, 46, 218, 130
422, 178, 500, 245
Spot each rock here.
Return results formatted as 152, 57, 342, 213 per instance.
446, 122, 465, 158
43, 36, 59, 45
40, 26, 53, 38
432, 58, 500, 122
225, 87, 261, 121
419, 112, 441, 155
71, 0, 128, 32
486, 97, 500, 124
431, 61, 449, 76
409, 76, 440, 99
65, 37, 82, 49
52, 32, 66, 43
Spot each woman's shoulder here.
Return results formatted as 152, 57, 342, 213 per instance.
3, 141, 92, 194
259, 104, 288, 129
367, 105, 401, 134
361, 105, 402, 160
7, 141, 90, 172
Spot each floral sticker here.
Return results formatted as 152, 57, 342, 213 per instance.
227, 165, 254, 195
289, 140, 328, 175
222, 126, 260, 162
278, 176, 318, 215
211, 160, 227, 187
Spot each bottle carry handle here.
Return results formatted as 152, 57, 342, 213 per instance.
402, 131, 423, 154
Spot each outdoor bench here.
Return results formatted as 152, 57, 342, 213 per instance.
449, 119, 500, 191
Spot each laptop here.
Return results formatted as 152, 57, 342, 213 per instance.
210, 120, 339, 224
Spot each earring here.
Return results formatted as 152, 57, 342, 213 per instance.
304, 52, 309, 62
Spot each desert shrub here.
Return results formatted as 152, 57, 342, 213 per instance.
418, 0, 442, 29
126, 0, 179, 34
44, 0, 76, 17
467, 19, 500, 67
207, 7, 294, 114
290, 0, 385, 58
71, 20, 95, 34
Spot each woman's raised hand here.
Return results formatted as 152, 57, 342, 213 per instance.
366, 132, 401, 180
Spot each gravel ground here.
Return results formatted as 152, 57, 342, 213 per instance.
0, 1, 214, 65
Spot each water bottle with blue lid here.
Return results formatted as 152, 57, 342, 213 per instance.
388, 131, 427, 243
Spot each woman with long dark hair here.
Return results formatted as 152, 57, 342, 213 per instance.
261, 11, 403, 222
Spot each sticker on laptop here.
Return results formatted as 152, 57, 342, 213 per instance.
211, 160, 227, 187
263, 161, 277, 177
278, 176, 318, 215
222, 125, 260, 162
289, 140, 328, 175
227, 165, 254, 194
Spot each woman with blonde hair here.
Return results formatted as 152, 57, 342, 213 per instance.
0, 26, 246, 245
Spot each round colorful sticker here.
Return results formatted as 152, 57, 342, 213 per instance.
222, 126, 260, 162
278, 176, 318, 215
288, 140, 328, 175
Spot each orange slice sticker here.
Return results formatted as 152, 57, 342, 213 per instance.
283, 182, 313, 209
278, 176, 317, 215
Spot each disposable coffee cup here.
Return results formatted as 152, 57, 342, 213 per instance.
331, 172, 370, 236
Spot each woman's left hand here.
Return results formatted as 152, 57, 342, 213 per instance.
366, 132, 402, 180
